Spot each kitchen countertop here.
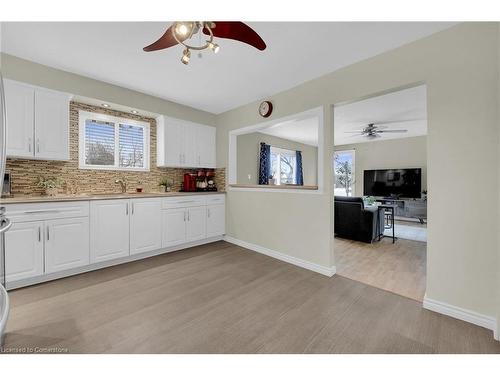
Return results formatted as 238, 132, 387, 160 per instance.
0, 191, 225, 204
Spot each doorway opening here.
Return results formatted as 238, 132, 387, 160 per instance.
332, 84, 428, 302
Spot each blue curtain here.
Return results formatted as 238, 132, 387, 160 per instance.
258, 142, 271, 185
296, 150, 304, 185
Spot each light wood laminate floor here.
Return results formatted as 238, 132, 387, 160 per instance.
335, 235, 426, 302
3, 241, 498, 354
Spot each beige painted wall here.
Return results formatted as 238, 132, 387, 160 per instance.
237, 132, 318, 185
216, 23, 499, 320
0, 53, 216, 125
335, 136, 427, 197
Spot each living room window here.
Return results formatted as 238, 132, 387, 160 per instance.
79, 110, 150, 171
270, 146, 297, 185
334, 149, 355, 196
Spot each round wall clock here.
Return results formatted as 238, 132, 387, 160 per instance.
258, 101, 273, 118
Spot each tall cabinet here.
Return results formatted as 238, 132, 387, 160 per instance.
4, 79, 71, 160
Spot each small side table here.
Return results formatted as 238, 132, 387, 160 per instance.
377, 204, 397, 243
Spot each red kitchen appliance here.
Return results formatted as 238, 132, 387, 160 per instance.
182, 173, 197, 192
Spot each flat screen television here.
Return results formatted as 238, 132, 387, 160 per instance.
363, 168, 422, 198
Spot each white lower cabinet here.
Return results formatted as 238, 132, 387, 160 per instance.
130, 198, 161, 255
162, 208, 187, 248
186, 207, 206, 242
4, 221, 44, 282
4, 194, 225, 288
206, 204, 225, 237
45, 217, 90, 274
90, 199, 130, 263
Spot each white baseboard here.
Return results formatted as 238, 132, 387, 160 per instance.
423, 295, 498, 340
224, 236, 336, 277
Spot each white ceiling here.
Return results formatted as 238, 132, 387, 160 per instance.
259, 117, 319, 147
1, 22, 453, 114
334, 85, 427, 146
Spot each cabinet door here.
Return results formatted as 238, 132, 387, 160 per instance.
90, 200, 130, 263
45, 217, 90, 274
186, 206, 207, 242
161, 208, 186, 248
196, 125, 216, 168
164, 120, 183, 167
34, 89, 70, 160
206, 204, 225, 237
4, 80, 34, 158
130, 198, 162, 255
182, 123, 197, 167
4, 221, 44, 282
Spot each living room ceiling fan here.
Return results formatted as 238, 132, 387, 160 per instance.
143, 21, 266, 65
345, 121, 410, 139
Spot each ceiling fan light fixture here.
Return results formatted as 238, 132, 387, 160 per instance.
181, 48, 191, 65
208, 41, 220, 54
175, 22, 192, 37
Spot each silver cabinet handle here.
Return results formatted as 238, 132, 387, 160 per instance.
198, 155, 201, 165
187, 210, 190, 221
207, 208, 210, 218
36, 138, 40, 153
131, 203, 134, 215
38, 226, 41, 242
46, 226, 50, 241
183, 211, 186, 222
126, 203, 129, 215
28, 138, 32, 153
24, 210, 62, 215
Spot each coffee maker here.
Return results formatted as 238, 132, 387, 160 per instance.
206, 171, 217, 191
182, 173, 197, 192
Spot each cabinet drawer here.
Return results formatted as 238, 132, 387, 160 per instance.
4, 201, 90, 222
205, 194, 225, 205
162, 196, 206, 209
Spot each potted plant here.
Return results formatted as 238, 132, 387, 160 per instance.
37, 177, 63, 197
268, 174, 276, 185
364, 196, 376, 206
159, 178, 174, 193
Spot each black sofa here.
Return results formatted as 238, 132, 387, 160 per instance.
334, 196, 385, 243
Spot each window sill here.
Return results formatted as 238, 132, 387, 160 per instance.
229, 184, 319, 191
78, 165, 150, 172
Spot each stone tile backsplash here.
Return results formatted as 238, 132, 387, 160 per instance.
5, 102, 225, 196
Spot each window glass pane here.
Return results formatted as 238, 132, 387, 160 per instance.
119, 123, 144, 168
85, 119, 115, 165
271, 150, 279, 182
334, 151, 355, 196
280, 154, 296, 184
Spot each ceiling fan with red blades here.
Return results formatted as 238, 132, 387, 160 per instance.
143, 21, 266, 65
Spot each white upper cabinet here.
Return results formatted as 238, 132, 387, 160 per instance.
157, 115, 216, 168
195, 124, 216, 168
4, 79, 70, 160
34, 89, 70, 160
4, 80, 35, 158
162, 119, 183, 166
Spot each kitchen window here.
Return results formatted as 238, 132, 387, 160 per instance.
79, 111, 150, 171
270, 146, 297, 185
